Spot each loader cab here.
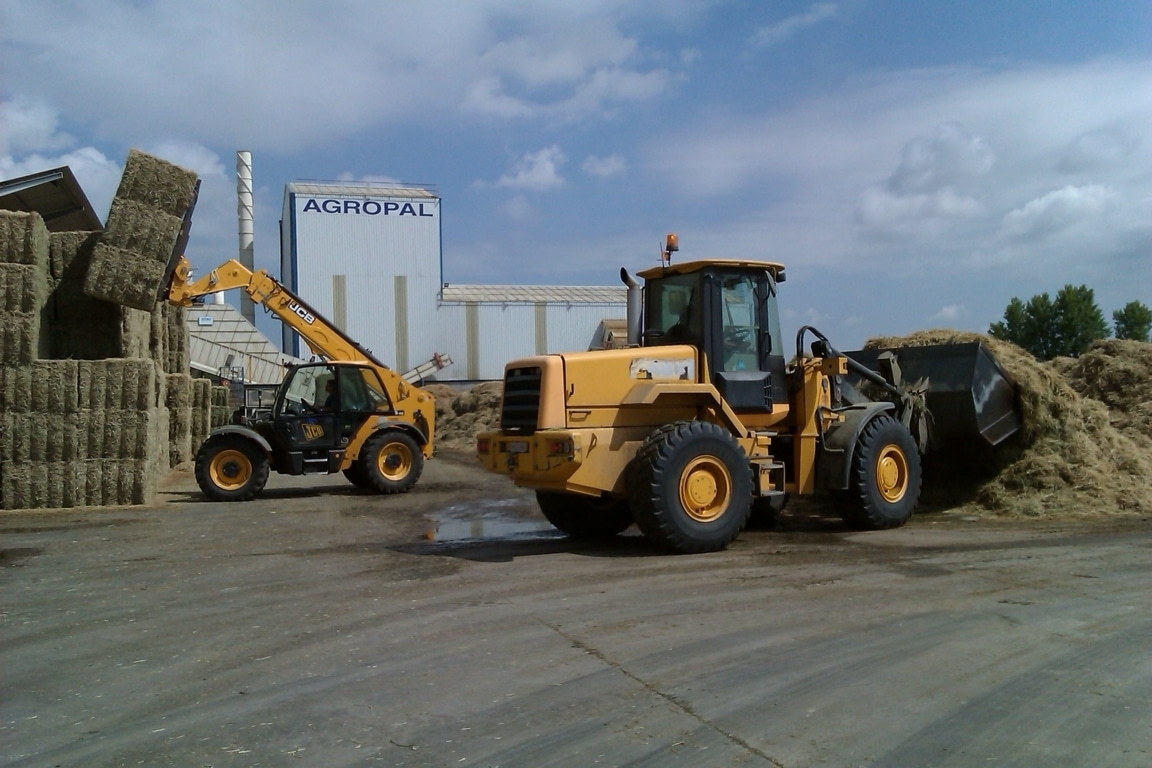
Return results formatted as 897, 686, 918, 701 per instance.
639, 259, 787, 412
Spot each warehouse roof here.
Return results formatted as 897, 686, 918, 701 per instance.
440, 284, 626, 305
0, 166, 104, 232
186, 302, 304, 384
286, 181, 437, 199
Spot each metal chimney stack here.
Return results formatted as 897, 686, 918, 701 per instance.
236, 150, 256, 324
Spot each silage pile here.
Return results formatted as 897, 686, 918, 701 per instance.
866, 329, 1152, 518
425, 382, 503, 448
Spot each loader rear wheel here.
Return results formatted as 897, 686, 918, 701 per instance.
628, 421, 753, 554
360, 430, 424, 494
195, 434, 269, 502
536, 492, 633, 539
838, 415, 921, 530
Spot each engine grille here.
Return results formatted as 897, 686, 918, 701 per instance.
500, 366, 542, 434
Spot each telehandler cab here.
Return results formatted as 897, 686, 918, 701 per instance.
477, 235, 1019, 553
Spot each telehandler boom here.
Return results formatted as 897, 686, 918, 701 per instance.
477, 235, 1019, 553
167, 257, 438, 501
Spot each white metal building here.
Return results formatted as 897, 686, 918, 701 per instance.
280, 181, 625, 381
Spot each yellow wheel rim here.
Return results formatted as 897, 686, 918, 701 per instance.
876, 445, 909, 503
678, 456, 732, 523
210, 449, 252, 491
378, 441, 414, 482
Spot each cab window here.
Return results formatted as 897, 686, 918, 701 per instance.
719, 275, 758, 371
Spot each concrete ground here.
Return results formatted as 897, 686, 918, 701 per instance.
2, 450, 1149, 767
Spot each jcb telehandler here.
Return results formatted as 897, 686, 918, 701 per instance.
477, 235, 1019, 553
167, 258, 437, 501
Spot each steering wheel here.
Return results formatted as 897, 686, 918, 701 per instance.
724, 326, 753, 350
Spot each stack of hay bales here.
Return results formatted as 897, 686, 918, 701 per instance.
0, 150, 205, 510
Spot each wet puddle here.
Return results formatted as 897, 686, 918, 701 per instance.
423, 499, 556, 543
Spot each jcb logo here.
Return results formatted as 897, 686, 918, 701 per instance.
288, 301, 315, 325
302, 423, 325, 440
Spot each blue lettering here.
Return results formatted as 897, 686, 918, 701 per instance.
301, 197, 436, 216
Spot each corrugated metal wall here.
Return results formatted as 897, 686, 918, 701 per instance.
283, 183, 624, 381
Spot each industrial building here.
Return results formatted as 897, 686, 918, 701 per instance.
279, 181, 626, 382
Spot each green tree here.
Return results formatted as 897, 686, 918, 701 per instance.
989, 284, 1109, 360
1112, 300, 1152, 342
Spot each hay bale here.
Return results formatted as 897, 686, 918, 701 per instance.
82, 244, 169, 311
165, 373, 193, 409
0, 263, 50, 314
2, 413, 84, 463
48, 231, 101, 282
0, 366, 32, 412
115, 149, 200, 218
0, 313, 41, 366
46, 277, 124, 360
0, 211, 50, 267
80, 150, 199, 312
863, 329, 1152, 518
169, 406, 193, 467
29, 359, 80, 413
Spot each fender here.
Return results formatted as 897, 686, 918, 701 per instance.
344, 417, 432, 461
206, 425, 273, 456
817, 402, 896, 491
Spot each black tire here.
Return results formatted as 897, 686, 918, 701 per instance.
194, 434, 270, 502
749, 493, 789, 525
359, 430, 424, 494
536, 491, 633, 539
837, 415, 921, 530
342, 464, 373, 489
628, 421, 753, 554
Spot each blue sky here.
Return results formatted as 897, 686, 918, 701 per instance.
2, 0, 1149, 349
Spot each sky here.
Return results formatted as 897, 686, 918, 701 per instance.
2, 0, 1149, 350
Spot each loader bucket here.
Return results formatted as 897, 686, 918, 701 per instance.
844, 342, 1021, 447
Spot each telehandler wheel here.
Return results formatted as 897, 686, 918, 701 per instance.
342, 464, 373, 490
360, 430, 424, 494
837, 415, 921, 530
628, 421, 753, 554
535, 491, 633, 539
195, 434, 270, 502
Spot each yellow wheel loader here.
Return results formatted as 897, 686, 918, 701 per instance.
477, 235, 1019, 553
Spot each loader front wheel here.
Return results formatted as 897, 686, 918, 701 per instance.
536, 492, 633, 539
360, 430, 424, 494
628, 421, 753, 554
195, 434, 270, 502
838, 415, 921, 530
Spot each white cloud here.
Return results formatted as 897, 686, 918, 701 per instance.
855, 186, 985, 237
582, 154, 627, 178
503, 195, 533, 220
1, 1, 685, 151
0, 97, 75, 155
887, 122, 995, 194
929, 305, 965, 324
753, 3, 838, 49
494, 146, 566, 191
998, 184, 1117, 242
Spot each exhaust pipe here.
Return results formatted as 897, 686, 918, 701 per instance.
620, 268, 641, 346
